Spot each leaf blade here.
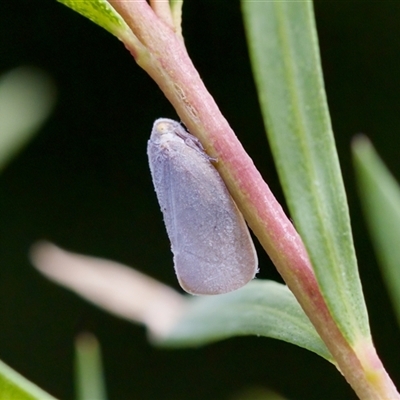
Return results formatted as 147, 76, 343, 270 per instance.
57, 0, 129, 38
0, 67, 55, 171
158, 280, 333, 363
353, 136, 400, 326
75, 333, 108, 400
0, 359, 58, 400
241, 0, 369, 342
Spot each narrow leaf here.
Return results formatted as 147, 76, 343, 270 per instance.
57, 0, 130, 38
75, 333, 107, 400
0, 359, 57, 400
0, 67, 55, 171
241, 1, 369, 342
353, 136, 400, 326
158, 280, 333, 363
170, 0, 183, 36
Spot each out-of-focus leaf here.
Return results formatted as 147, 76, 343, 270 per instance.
0, 359, 57, 400
353, 136, 400, 326
31, 245, 332, 361
158, 280, 333, 363
31, 242, 187, 340
0, 67, 55, 171
75, 333, 107, 400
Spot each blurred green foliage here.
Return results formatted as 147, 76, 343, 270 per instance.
1, 1, 400, 399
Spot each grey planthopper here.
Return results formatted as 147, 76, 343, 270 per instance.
147, 118, 258, 295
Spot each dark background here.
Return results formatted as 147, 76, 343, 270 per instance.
1, 1, 400, 399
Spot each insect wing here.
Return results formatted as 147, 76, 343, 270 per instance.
148, 119, 257, 295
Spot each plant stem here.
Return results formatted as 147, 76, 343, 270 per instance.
108, 2, 399, 398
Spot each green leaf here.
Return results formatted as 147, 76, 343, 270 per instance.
241, 1, 369, 342
0, 67, 55, 172
0, 359, 57, 400
57, 0, 130, 38
170, 0, 183, 33
75, 333, 107, 400
353, 136, 400, 327
158, 280, 333, 362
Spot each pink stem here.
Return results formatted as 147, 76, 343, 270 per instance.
108, 2, 399, 398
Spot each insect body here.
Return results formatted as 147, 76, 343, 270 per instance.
147, 118, 257, 295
